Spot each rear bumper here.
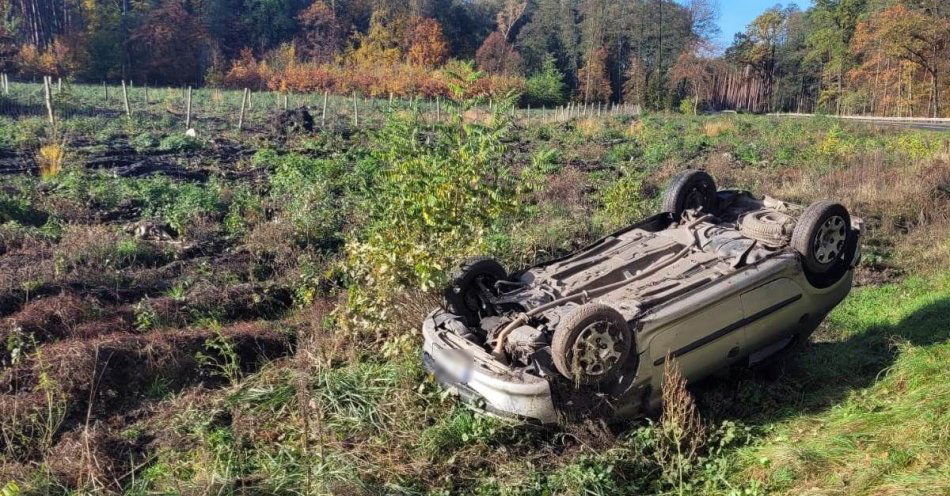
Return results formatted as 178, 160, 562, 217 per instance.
421, 311, 558, 424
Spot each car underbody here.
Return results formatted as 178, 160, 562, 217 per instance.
423, 172, 862, 424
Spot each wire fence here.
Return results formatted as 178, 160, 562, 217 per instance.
0, 77, 641, 137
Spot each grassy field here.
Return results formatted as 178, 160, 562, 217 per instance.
0, 85, 948, 495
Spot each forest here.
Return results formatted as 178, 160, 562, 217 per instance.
1, 0, 948, 116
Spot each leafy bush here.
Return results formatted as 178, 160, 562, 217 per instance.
597, 168, 652, 231
343, 104, 521, 333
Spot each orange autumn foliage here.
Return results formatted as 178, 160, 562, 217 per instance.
407, 18, 449, 67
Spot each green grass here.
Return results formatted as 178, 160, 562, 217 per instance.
1, 100, 948, 494
722, 273, 950, 495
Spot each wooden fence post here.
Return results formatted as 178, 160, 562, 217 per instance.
43, 76, 55, 126
436, 96, 441, 121
321, 91, 328, 127
185, 86, 192, 129
121, 80, 132, 118
238, 88, 249, 131
352, 92, 358, 127
57, 77, 62, 93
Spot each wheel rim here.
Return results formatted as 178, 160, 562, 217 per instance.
813, 215, 847, 264
570, 320, 625, 378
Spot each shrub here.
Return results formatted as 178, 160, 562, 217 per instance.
158, 134, 202, 153
342, 103, 521, 334
597, 168, 651, 231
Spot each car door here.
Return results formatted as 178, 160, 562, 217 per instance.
739, 277, 805, 355
650, 294, 745, 381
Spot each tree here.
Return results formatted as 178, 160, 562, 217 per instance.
407, 17, 449, 67
524, 54, 565, 106
475, 31, 523, 75
577, 45, 611, 102
805, 0, 867, 113
296, 0, 342, 62
347, 11, 412, 66
668, 40, 720, 113
622, 55, 647, 105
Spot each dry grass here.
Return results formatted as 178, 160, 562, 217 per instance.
575, 117, 605, 137
703, 119, 734, 137
37, 141, 67, 179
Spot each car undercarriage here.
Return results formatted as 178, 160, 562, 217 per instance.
423, 170, 862, 424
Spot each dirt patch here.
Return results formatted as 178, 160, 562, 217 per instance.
1, 294, 131, 361
0, 323, 292, 462
46, 425, 150, 492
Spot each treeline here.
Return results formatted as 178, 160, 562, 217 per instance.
0, 0, 947, 115
0, 0, 714, 107
722, 0, 949, 117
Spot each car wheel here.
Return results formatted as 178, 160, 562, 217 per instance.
552, 303, 632, 385
791, 201, 855, 275
661, 169, 719, 219
444, 256, 506, 326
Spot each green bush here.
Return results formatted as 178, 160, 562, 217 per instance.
343, 104, 522, 333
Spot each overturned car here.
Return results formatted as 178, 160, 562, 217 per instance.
422, 170, 862, 424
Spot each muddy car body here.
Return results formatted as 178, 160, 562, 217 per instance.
422, 171, 862, 424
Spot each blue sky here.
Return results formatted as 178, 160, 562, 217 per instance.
712, 0, 814, 48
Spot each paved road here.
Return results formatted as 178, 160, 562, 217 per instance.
767, 113, 950, 131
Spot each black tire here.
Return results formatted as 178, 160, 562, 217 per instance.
443, 256, 507, 326
661, 170, 719, 219
552, 303, 632, 385
791, 201, 854, 275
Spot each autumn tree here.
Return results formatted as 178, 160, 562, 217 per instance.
851, 3, 948, 117
407, 18, 449, 67
297, 1, 342, 63
476, 31, 523, 75
622, 56, 647, 105
669, 41, 720, 113
347, 10, 414, 66
577, 46, 611, 103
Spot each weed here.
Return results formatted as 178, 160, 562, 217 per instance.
195, 328, 242, 385
657, 358, 707, 494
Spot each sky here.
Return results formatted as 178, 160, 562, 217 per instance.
712, 0, 814, 48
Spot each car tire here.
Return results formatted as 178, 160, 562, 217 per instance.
444, 256, 506, 326
552, 303, 632, 385
661, 169, 719, 219
790, 201, 855, 275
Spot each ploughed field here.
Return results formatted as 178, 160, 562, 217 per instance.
0, 94, 948, 495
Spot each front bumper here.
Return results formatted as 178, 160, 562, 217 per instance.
421, 311, 558, 424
